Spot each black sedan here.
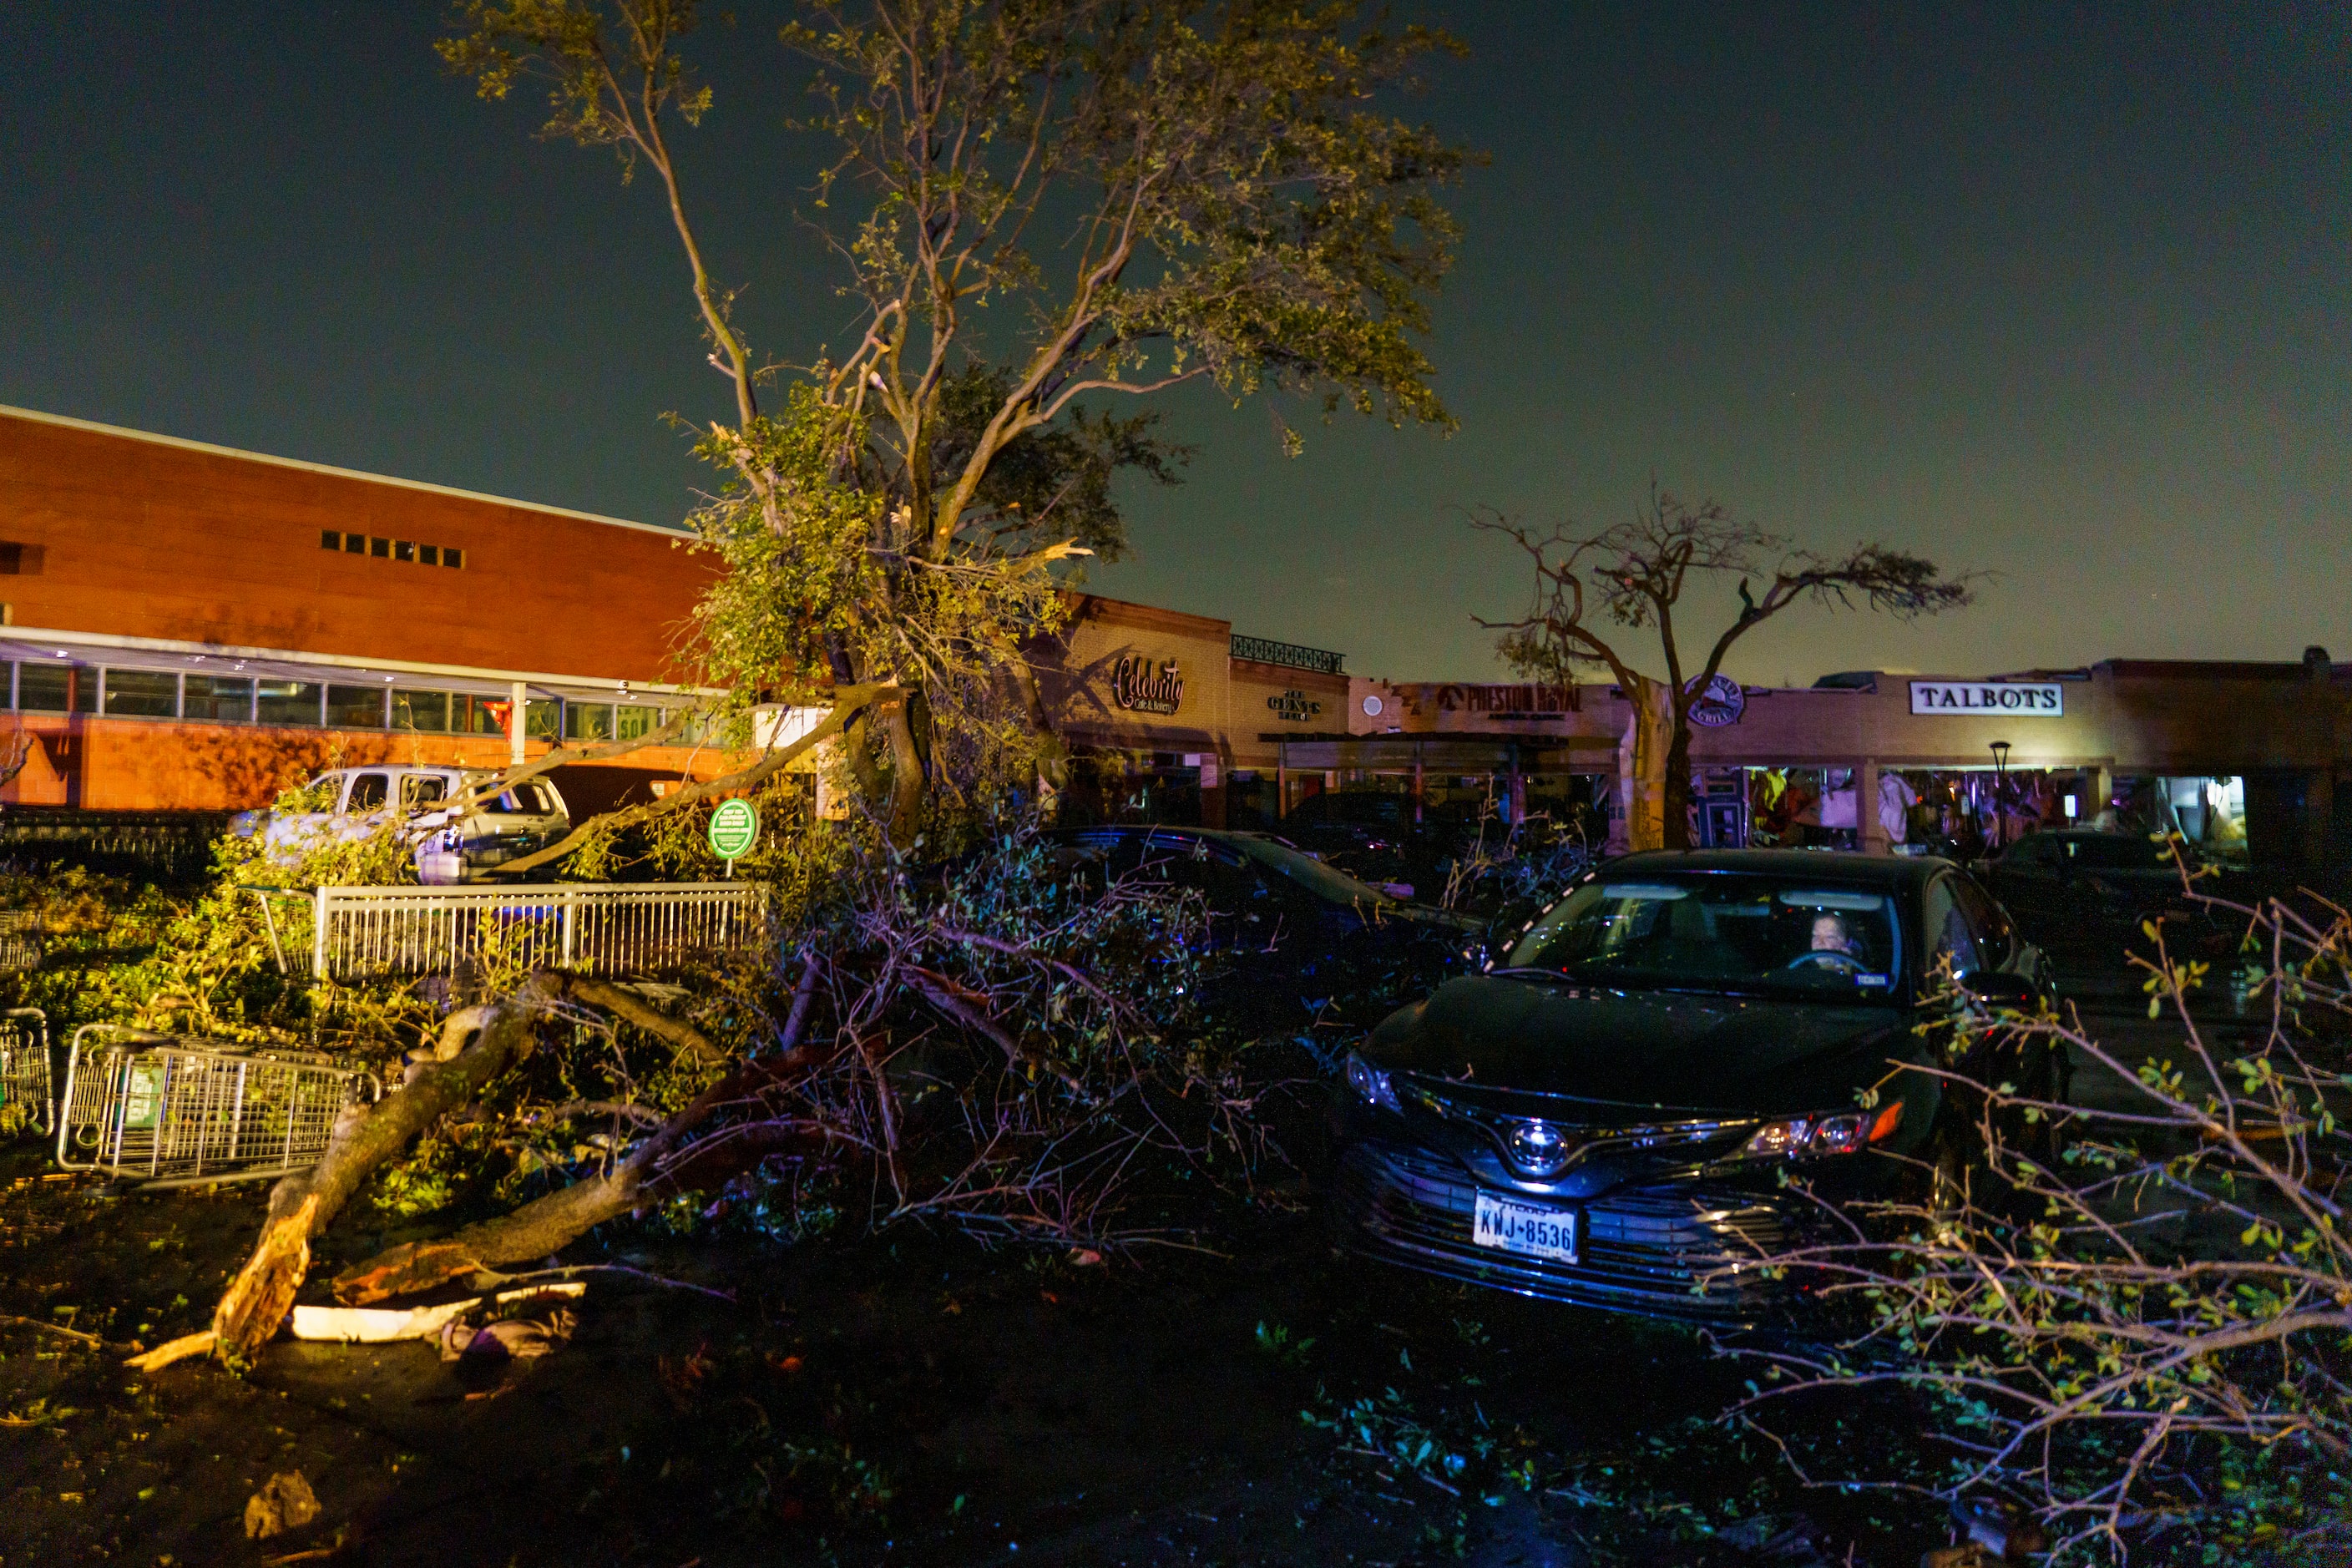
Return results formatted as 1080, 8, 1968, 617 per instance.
1328, 850, 2060, 1322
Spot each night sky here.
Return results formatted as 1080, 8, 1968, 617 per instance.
4, 4, 2345, 685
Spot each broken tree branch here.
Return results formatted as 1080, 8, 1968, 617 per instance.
210, 999, 542, 1363
488, 682, 896, 877
331, 1054, 837, 1304
553, 975, 724, 1065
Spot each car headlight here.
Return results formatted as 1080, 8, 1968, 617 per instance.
1738, 1102, 1904, 1161
1343, 1052, 1402, 1113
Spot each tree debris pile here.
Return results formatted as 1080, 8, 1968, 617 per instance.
1723, 844, 2352, 1560
111, 812, 1272, 1369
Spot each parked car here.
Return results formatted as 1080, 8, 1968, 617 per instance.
1039, 825, 1479, 1030
1983, 828, 2239, 988
1982, 827, 2230, 923
1270, 791, 1429, 890
1328, 850, 2061, 1323
231, 766, 570, 883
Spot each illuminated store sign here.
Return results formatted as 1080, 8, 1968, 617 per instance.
1111, 655, 1184, 716
1685, 672, 1746, 728
1909, 680, 2064, 716
1267, 689, 1323, 722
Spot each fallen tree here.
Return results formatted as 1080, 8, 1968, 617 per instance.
138, 817, 1246, 1372
123, 999, 545, 1371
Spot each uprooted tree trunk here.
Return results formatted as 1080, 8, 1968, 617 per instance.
332, 1039, 835, 1305
331, 956, 830, 1305
196, 999, 542, 1364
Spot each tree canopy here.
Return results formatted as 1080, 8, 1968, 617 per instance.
442, 0, 1471, 838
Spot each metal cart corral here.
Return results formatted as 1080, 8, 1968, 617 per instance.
0, 1008, 50, 1134
54, 1026, 381, 1187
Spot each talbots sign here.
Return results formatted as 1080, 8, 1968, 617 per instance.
1909, 680, 2065, 716
1111, 655, 1184, 716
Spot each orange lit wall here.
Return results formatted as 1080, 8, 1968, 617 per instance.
0, 409, 714, 683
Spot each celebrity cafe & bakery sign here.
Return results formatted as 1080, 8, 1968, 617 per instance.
1111, 655, 1184, 716
1909, 680, 2066, 716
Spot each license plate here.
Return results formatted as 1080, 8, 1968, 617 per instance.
1472, 1191, 1577, 1264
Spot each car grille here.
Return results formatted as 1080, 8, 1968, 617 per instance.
1332, 1141, 1801, 1320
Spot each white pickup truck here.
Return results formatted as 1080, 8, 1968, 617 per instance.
233, 766, 571, 884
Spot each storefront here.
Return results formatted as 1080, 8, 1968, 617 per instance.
1332, 663, 2349, 867
9, 402, 2349, 868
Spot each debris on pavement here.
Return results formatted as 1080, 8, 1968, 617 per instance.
243, 1470, 321, 1539
438, 1307, 578, 1363
291, 1281, 585, 1343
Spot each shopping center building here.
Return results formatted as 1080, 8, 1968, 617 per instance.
5, 402, 2347, 867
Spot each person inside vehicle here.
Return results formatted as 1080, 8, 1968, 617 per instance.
1810, 913, 1853, 953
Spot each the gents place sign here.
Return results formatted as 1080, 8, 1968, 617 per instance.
1111, 655, 1184, 715
1267, 689, 1323, 722
1909, 680, 2066, 716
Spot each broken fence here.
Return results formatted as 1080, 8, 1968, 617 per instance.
55, 1025, 381, 1187
300, 882, 771, 981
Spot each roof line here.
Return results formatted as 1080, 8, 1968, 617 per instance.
0, 624, 716, 696
0, 403, 690, 539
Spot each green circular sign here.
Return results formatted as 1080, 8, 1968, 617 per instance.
708, 797, 760, 860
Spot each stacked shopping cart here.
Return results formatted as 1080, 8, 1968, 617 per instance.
0, 1008, 49, 1135
55, 1026, 380, 1188
0, 909, 39, 974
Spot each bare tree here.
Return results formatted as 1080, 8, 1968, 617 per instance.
1476, 488, 1973, 851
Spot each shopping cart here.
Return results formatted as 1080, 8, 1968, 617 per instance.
0, 909, 39, 973
54, 1026, 381, 1187
0, 1008, 50, 1135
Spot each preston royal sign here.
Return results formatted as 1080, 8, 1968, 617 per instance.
1111, 655, 1184, 716
1419, 683, 1579, 716
1909, 680, 2066, 716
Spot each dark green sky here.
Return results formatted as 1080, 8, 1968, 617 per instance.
4, 4, 2345, 683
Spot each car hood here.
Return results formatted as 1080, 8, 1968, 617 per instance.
1361, 974, 1913, 1116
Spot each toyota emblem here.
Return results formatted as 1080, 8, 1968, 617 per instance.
1505, 1119, 1576, 1176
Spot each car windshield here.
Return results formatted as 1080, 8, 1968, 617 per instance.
1503, 874, 1904, 998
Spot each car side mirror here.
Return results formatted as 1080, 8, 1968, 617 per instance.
1959, 969, 2039, 1009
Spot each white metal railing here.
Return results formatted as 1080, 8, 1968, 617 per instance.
311, 882, 769, 980
1, 1008, 50, 1134
54, 1025, 380, 1187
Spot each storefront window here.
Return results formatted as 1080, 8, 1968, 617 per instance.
564, 701, 614, 742
526, 699, 560, 741
393, 690, 453, 733
257, 680, 322, 727
103, 669, 180, 718
17, 660, 76, 713
454, 695, 508, 736
615, 704, 665, 741
185, 675, 255, 722
326, 684, 387, 729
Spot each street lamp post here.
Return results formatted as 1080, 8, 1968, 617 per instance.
1989, 741, 2012, 850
